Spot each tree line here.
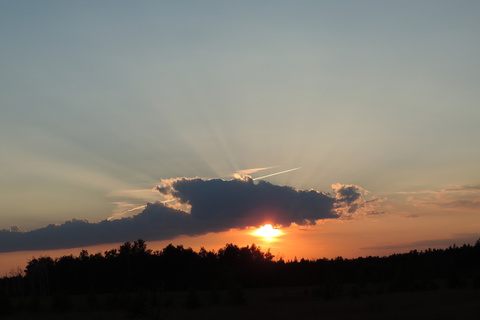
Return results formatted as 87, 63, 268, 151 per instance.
2, 239, 480, 298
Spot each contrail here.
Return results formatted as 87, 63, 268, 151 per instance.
253, 167, 302, 181
124, 199, 175, 212
125, 205, 147, 212
234, 166, 276, 176
107, 199, 176, 221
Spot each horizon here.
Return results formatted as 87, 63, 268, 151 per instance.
2, 225, 479, 276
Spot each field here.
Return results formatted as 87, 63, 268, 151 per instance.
3, 285, 480, 320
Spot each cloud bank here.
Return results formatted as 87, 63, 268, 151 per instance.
402, 185, 480, 210
0, 177, 380, 252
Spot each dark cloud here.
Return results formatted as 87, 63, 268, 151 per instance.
0, 204, 191, 252
332, 183, 362, 204
0, 177, 380, 252
157, 177, 339, 227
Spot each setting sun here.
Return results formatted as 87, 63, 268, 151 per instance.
253, 224, 283, 240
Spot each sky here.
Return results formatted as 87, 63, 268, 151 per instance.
1, 1, 480, 274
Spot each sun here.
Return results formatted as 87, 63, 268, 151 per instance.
253, 224, 283, 240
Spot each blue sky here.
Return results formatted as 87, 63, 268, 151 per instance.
1, 1, 480, 268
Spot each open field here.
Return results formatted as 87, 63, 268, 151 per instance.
3, 285, 480, 320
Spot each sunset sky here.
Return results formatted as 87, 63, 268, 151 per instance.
1, 1, 480, 274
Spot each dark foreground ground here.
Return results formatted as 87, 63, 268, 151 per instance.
3, 285, 480, 320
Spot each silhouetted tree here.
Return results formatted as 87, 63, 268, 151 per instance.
4, 237, 479, 303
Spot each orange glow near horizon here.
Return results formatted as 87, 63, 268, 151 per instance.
252, 224, 283, 241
